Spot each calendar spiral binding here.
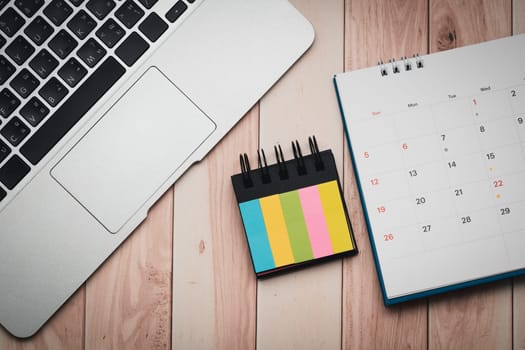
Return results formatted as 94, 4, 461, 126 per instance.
378, 54, 424, 77
239, 136, 325, 188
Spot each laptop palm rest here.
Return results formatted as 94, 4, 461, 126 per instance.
51, 67, 216, 233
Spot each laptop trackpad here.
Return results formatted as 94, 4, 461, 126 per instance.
51, 67, 216, 233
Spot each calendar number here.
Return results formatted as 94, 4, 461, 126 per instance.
441, 134, 446, 141
409, 170, 418, 177
517, 117, 523, 125
415, 197, 426, 205
461, 216, 472, 224
500, 207, 511, 215
448, 161, 457, 168
402, 143, 408, 150
511, 90, 517, 97
486, 152, 495, 160
422, 224, 431, 232
364, 151, 370, 158
480, 125, 486, 133
454, 188, 464, 196
371, 178, 379, 186
377, 206, 386, 213
493, 179, 504, 188
384, 233, 394, 241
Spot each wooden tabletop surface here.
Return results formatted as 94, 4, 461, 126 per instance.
2, 0, 525, 349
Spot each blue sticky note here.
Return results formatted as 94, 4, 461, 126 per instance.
239, 199, 275, 273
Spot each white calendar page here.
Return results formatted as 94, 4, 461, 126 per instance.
335, 34, 525, 302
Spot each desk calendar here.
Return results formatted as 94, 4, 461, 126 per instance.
334, 34, 525, 304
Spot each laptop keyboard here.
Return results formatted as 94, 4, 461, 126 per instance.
0, 0, 194, 201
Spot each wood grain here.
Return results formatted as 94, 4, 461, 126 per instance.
430, 0, 511, 52
172, 107, 258, 350
0, 288, 84, 350
257, 0, 345, 348
513, 2, 525, 349
84, 190, 173, 350
428, 1, 513, 349
342, 0, 429, 348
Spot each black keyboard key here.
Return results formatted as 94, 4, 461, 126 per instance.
115, 0, 144, 29
0, 187, 6, 201
67, 10, 96, 40
20, 97, 49, 126
0, 89, 21, 118
0, 139, 10, 163
0, 55, 15, 84
86, 0, 115, 20
43, 0, 73, 26
39, 77, 68, 107
48, 29, 77, 59
77, 38, 106, 67
0, 0, 8, 12
68, 0, 85, 6
1, 117, 29, 146
115, 32, 149, 67
30, 49, 59, 78
0, 34, 5, 48
6, 36, 35, 65
15, 0, 45, 18
0, 8, 26, 37
0, 155, 30, 189
25, 16, 55, 45
21, 57, 125, 165
58, 57, 87, 87
10, 68, 40, 99
187, 0, 195, 3
165, 1, 187, 23
96, 18, 125, 48
137, 0, 157, 10
139, 12, 167, 42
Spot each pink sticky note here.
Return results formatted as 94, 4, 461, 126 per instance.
298, 185, 333, 258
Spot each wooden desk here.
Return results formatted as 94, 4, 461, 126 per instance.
2, 0, 524, 348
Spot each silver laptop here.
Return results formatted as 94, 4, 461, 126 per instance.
0, 0, 313, 337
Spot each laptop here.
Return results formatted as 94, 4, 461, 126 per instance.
0, 0, 313, 337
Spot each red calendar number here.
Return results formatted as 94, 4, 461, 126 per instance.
402, 143, 408, 150
364, 151, 370, 158
384, 233, 394, 241
493, 179, 504, 188
377, 206, 386, 213
371, 178, 379, 186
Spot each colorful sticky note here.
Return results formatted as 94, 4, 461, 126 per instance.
238, 180, 354, 273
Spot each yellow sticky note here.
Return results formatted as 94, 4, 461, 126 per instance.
318, 181, 353, 253
259, 194, 295, 266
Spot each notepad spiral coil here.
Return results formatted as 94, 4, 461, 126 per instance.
239, 136, 325, 189
378, 54, 424, 76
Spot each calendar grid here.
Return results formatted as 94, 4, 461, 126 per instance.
335, 34, 525, 301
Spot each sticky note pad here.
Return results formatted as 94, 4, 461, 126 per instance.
232, 143, 357, 277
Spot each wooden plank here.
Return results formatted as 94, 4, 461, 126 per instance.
430, 282, 511, 349
429, 0, 511, 52
428, 1, 513, 349
516, 277, 525, 350
84, 190, 173, 350
0, 288, 84, 350
513, 2, 525, 349
515, 0, 525, 34
257, 0, 345, 348
172, 108, 258, 350
342, 0, 429, 348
